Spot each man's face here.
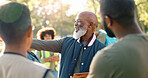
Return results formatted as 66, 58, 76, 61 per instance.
73, 14, 88, 39
44, 34, 52, 40
100, 12, 115, 37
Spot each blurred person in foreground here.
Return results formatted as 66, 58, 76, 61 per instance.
0, 2, 53, 78
31, 11, 105, 78
36, 27, 59, 78
87, 0, 148, 78
0, 34, 41, 63
0, 27, 40, 63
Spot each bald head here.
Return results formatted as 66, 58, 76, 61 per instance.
78, 11, 98, 27
74, 11, 98, 39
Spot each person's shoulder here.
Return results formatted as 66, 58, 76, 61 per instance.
95, 39, 104, 43
16, 56, 48, 72
64, 37, 74, 40
24, 58, 48, 69
98, 39, 127, 54
0, 54, 50, 78
63, 37, 76, 42
95, 39, 106, 46
95, 38, 134, 63
22, 58, 49, 76
91, 43, 124, 72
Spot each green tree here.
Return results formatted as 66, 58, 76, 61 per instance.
86, 0, 100, 23
86, 0, 148, 33
8, 0, 76, 37
135, 0, 148, 33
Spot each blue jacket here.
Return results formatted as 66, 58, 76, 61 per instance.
98, 29, 117, 46
59, 36, 105, 78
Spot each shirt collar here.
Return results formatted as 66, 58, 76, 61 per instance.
4, 52, 25, 57
77, 33, 96, 46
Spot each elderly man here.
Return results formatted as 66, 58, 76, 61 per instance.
0, 2, 53, 78
87, 0, 148, 78
31, 11, 105, 78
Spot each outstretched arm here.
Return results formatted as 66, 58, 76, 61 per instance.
31, 38, 64, 53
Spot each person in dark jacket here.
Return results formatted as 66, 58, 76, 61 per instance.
31, 11, 105, 78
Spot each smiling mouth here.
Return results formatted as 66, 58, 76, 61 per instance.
74, 26, 79, 32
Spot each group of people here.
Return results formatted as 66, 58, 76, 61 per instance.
0, 0, 148, 78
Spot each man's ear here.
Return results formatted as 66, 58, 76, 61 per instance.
105, 16, 112, 29
27, 26, 33, 38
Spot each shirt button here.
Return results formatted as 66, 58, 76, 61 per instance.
74, 59, 76, 60
80, 45, 82, 46
81, 63, 84, 65
84, 47, 86, 50
69, 74, 70, 75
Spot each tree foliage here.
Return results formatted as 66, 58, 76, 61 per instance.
7, 0, 148, 35
86, 0, 100, 23
135, 0, 148, 32
86, 0, 148, 33
8, 0, 76, 37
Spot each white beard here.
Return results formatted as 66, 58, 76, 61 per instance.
73, 27, 87, 39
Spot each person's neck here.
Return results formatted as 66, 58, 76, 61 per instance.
4, 44, 27, 57
82, 33, 93, 42
115, 24, 143, 40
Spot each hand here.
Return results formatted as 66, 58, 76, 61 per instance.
51, 56, 59, 62
73, 72, 88, 78
70, 76, 73, 78
44, 56, 59, 62
44, 57, 52, 62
